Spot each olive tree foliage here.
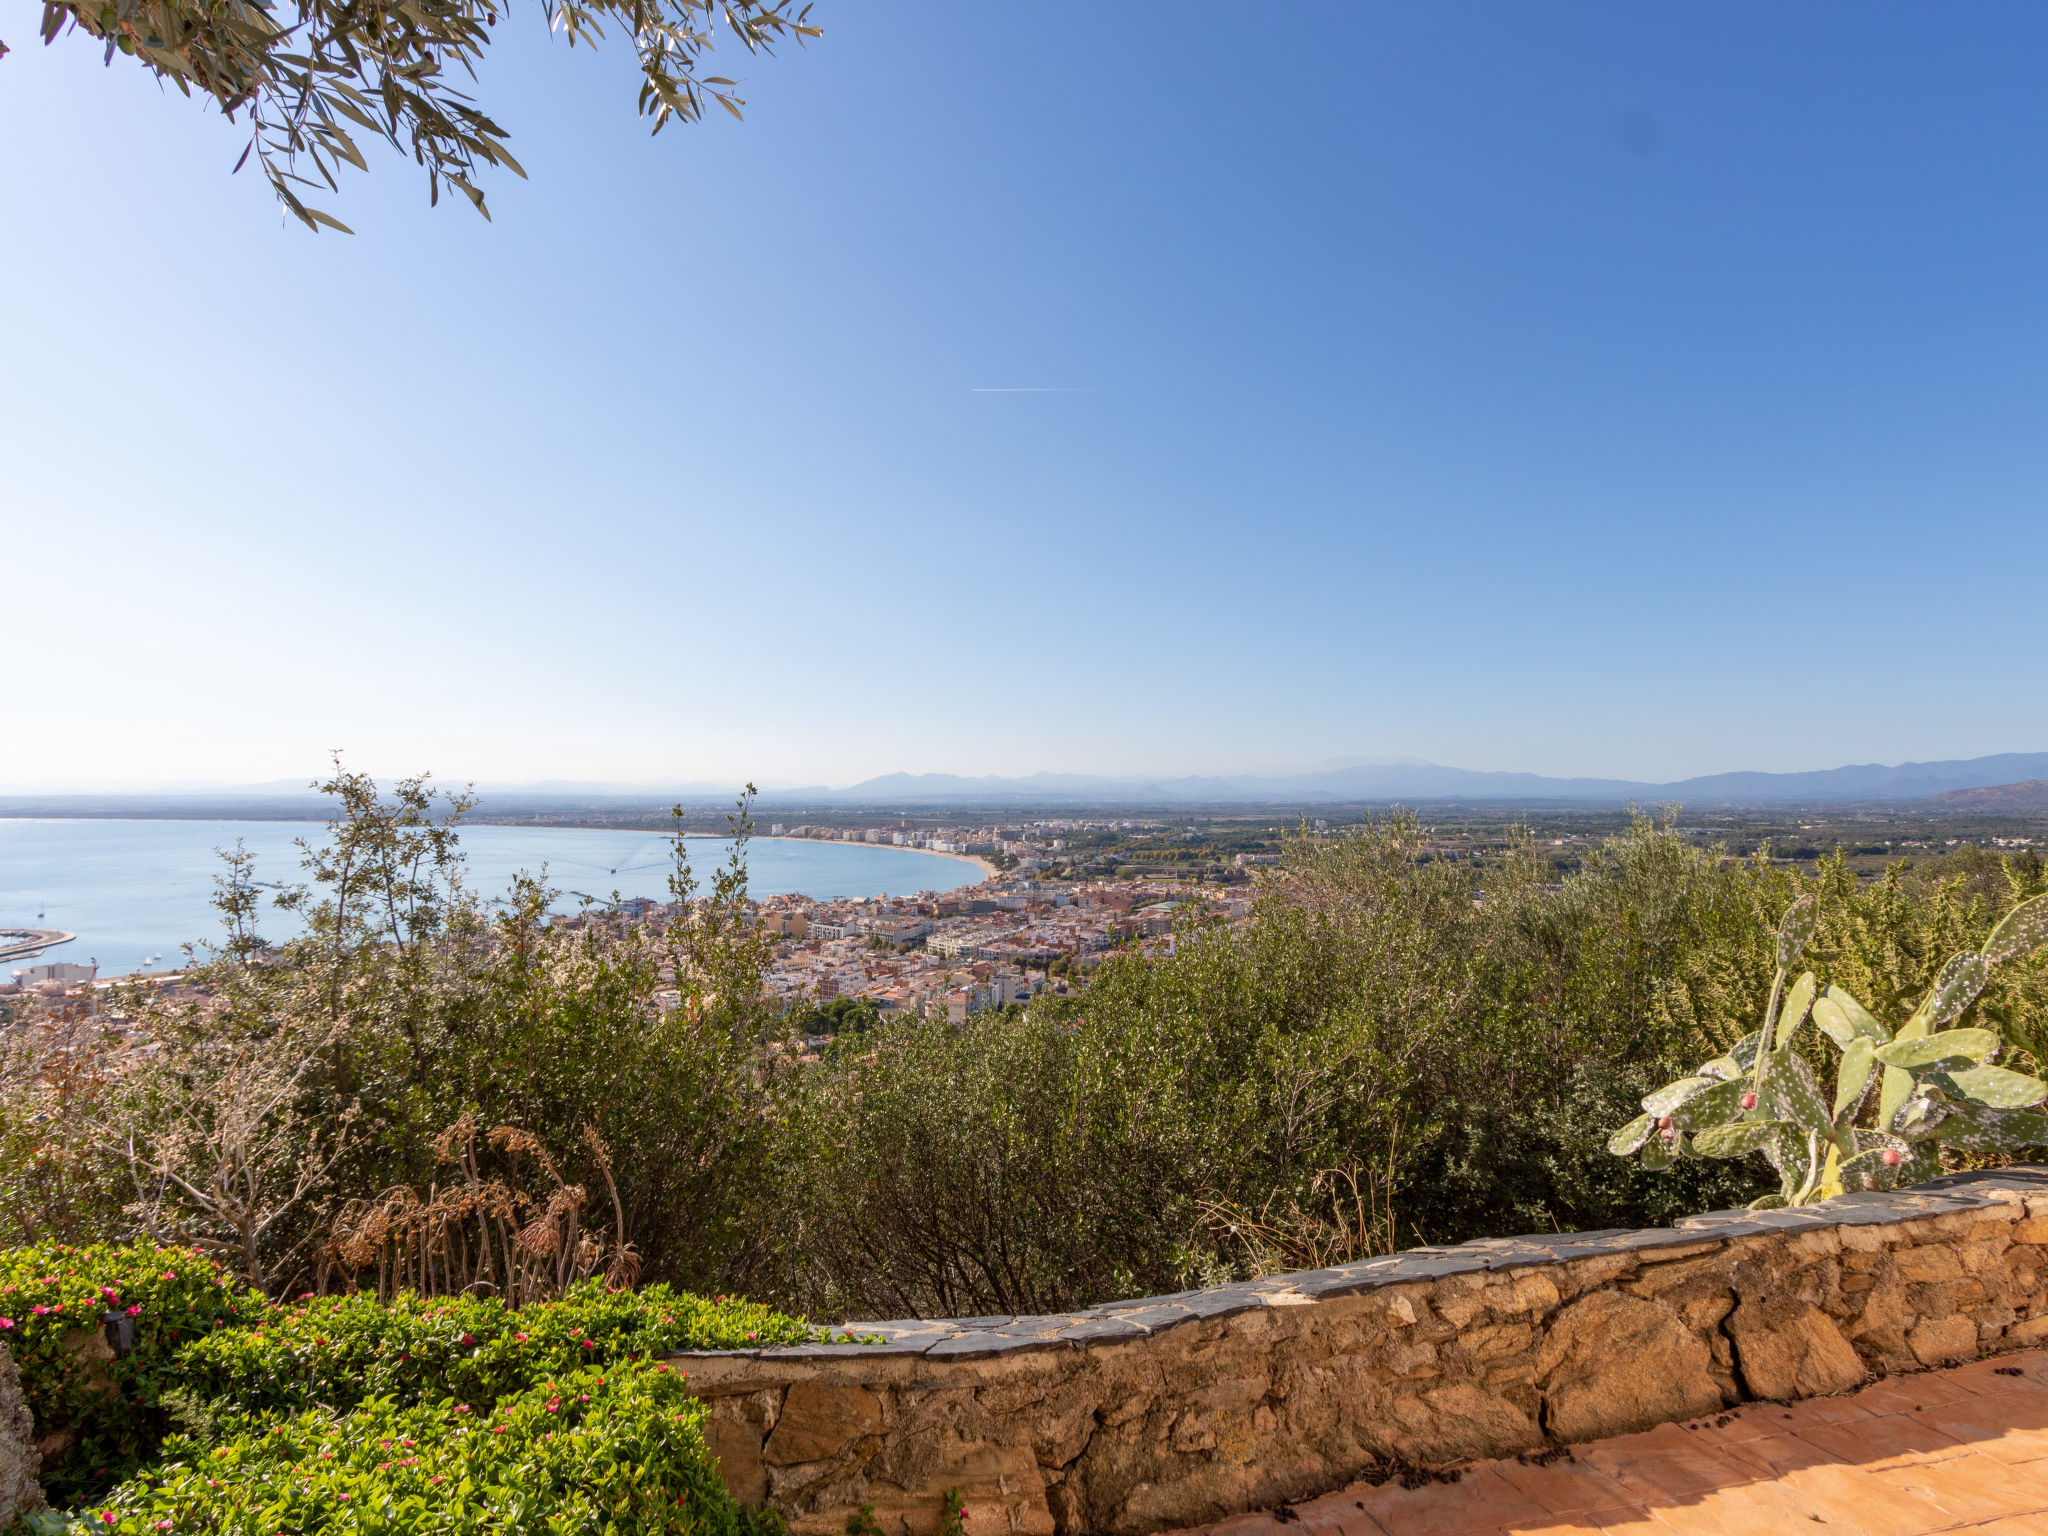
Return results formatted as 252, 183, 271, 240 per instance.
6, 0, 819, 230
771, 813, 1494, 1320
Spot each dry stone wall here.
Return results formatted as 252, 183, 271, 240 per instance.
0, 1339, 45, 1530
674, 1168, 2048, 1536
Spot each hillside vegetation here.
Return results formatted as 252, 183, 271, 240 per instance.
6, 769, 2046, 1329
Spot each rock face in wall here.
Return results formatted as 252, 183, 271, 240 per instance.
673, 1168, 2048, 1536
0, 1339, 46, 1529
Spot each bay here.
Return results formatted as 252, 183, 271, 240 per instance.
0, 819, 986, 978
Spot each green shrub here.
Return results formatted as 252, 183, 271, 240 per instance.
1, 1242, 844, 1510
0, 1244, 264, 1501
79, 1361, 767, 1536
171, 1282, 847, 1419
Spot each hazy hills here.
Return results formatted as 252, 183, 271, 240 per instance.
1927, 779, 2048, 812
786, 753, 2048, 807
8, 753, 2048, 815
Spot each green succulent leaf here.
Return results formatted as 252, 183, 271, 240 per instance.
1776, 971, 1818, 1049
1890, 1088, 1954, 1137
1878, 1062, 1918, 1137
1872, 1028, 1999, 1072
1813, 986, 1890, 1047
1670, 1075, 1756, 1132
1642, 1076, 1717, 1118
1847, 1127, 1912, 1158
1837, 1146, 1909, 1192
1776, 895, 1818, 971
1835, 1036, 1879, 1121
1947, 1064, 2048, 1109
1933, 1101, 2048, 1152
1760, 1049, 1832, 1136
1699, 1030, 1768, 1082
1640, 1134, 1674, 1171
1985, 893, 2048, 965
1691, 1120, 1781, 1158
1763, 1124, 1813, 1197
1925, 952, 1991, 1031
1608, 1113, 1656, 1156
1748, 1192, 1789, 1211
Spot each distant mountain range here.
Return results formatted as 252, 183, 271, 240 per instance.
768, 754, 2048, 806
8, 753, 2048, 814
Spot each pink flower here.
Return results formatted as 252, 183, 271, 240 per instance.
30, 1306, 49, 1316
101, 1514, 116, 1526
452, 1405, 469, 1414
492, 1426, 507, 1435
514, 1333, 527, 1343
125, 1305, 141, 1317
162, 1272, 177, 1280
0, 1319, 12, 1330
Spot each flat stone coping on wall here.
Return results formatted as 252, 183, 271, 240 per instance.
671, 1168, 2048, 1536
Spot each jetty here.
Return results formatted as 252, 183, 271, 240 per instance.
0, 928, 75, 965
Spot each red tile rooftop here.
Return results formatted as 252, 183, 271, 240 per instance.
1168, 1350, 2048, 1536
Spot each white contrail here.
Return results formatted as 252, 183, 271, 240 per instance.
969, 386, 1093, 393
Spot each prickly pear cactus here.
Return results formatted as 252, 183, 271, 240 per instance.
1609, 892, 2048, 1208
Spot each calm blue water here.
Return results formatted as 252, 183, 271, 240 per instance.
0, 820, 985, 977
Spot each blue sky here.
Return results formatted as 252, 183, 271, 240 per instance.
5, 2, 2047, 789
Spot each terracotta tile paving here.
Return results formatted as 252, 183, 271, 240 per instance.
1169, 1350, 2048, 1536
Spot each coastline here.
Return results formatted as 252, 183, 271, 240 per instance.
747, 834, 996, 884
4, 822, 994, 983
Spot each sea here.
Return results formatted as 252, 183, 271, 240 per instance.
0, 819, 986, 978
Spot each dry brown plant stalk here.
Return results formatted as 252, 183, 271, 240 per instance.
1197, 1153, 1398, 1279
318, 1117, 640, 1304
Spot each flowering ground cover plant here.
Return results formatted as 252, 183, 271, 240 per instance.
77, 1362, 781, 1536
172, 1281, 860, 1418
1, 1243, 862, 1520
0, 1244, 264, 1501
1611, 892, 2048, 1205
